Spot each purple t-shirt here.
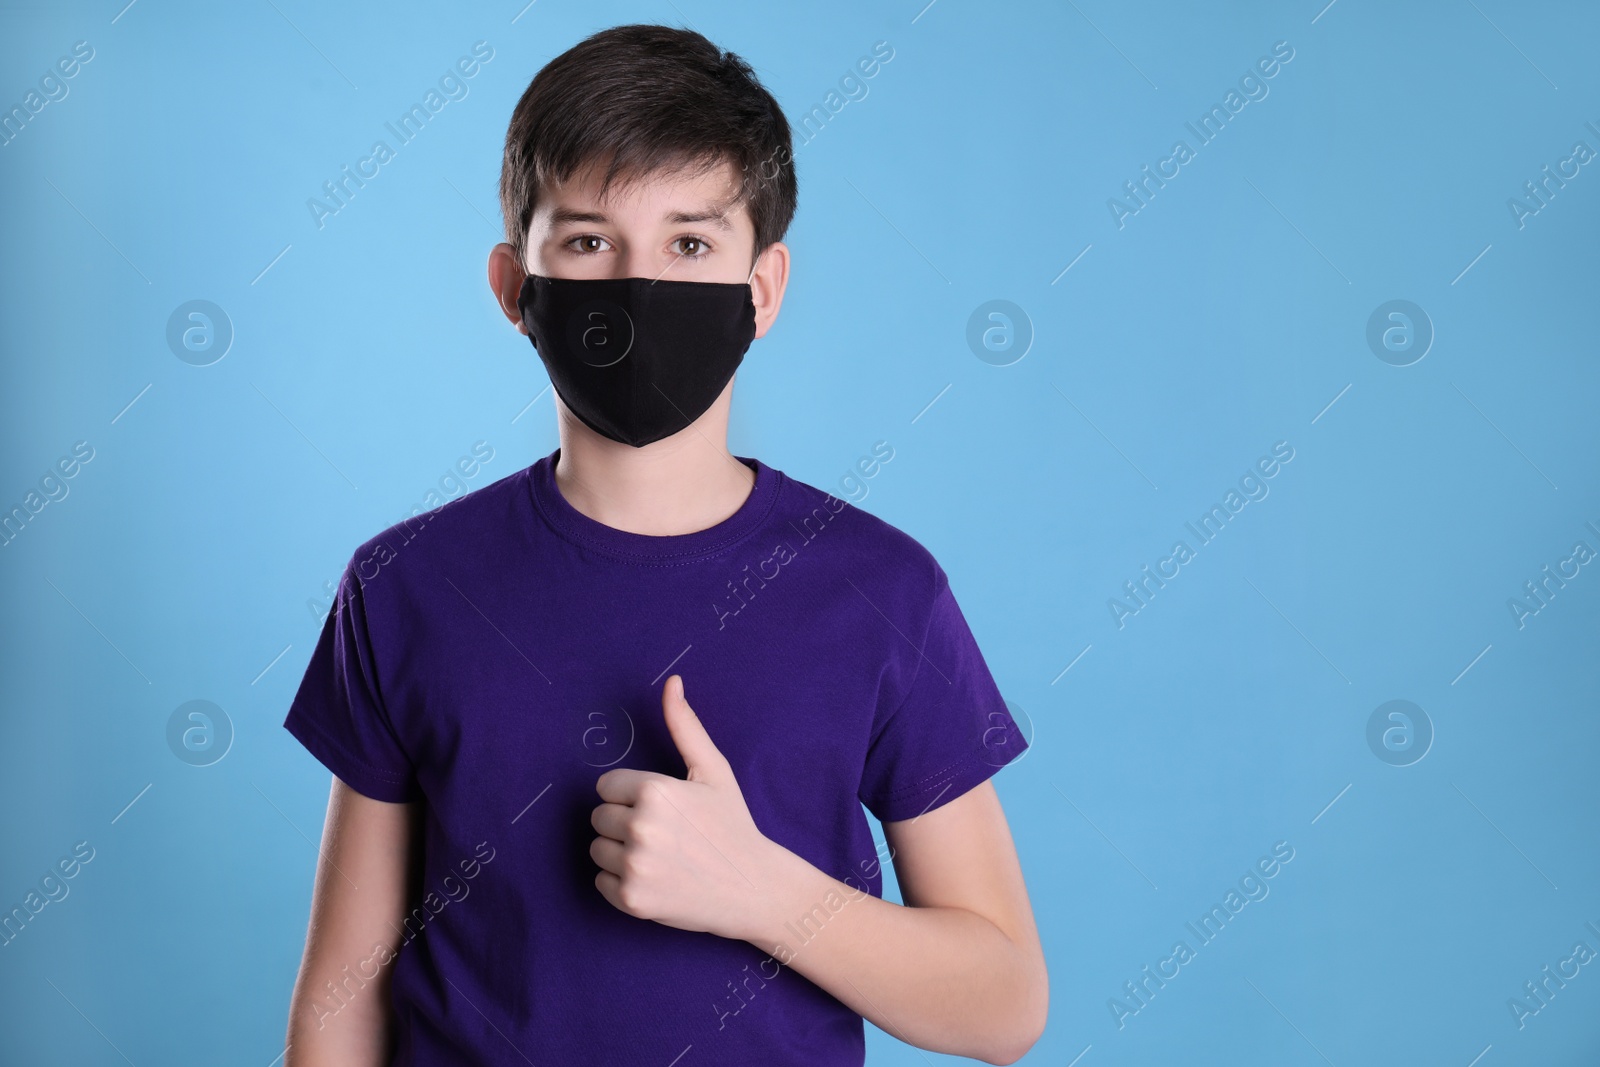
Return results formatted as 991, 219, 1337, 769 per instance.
283, 447, 1027, 1065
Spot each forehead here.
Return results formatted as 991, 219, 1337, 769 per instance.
533, 154, 749, 233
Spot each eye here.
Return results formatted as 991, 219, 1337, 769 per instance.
673, 236, 712, 258
565, 234, 612, 256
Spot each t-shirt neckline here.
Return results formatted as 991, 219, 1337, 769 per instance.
527, 446, 780, 564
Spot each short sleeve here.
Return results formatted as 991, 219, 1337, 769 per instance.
858, 567, 1029, 823
282, 559, 421, 803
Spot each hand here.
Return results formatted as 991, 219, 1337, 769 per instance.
590, 674, 791, 941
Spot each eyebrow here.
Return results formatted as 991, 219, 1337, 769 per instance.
546, 205, 735, 232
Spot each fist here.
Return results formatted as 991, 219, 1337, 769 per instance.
589, 674, 786, 941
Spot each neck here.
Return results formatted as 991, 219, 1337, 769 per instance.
551, 393, 756, 537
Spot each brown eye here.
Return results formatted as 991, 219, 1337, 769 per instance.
567, 235, 609, 255
676, 237, 707, 257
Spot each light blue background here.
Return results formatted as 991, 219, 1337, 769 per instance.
2, 1, 1597, 1063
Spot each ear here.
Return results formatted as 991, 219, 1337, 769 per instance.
749, 240, 790, 341
488, 242, 531, 335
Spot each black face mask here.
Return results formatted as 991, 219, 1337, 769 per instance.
516, 262, 759, 448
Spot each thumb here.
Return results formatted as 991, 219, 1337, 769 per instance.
661, 675, 731, 785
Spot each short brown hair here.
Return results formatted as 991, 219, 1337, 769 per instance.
499, 24, 798, 273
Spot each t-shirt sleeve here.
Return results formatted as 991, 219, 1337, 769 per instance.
282, 558, 421, 804
858, 565, 1029, 823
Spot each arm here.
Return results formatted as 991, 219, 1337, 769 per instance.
746, 780, 1048, 1064
591, 676, 1047, 1063
285, 776, 420, 1067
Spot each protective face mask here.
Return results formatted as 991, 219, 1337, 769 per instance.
517, 255, 761, 448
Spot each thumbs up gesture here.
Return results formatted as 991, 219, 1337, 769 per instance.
591, 674, 791, 941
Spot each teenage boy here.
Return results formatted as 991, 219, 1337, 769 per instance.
283, 23, 1045, 1067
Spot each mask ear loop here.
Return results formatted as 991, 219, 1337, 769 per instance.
746, 250, 762, 285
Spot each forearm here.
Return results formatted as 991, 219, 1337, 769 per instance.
741, 844, 1046, 1064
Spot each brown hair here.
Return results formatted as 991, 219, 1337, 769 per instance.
499, 23, 798, 273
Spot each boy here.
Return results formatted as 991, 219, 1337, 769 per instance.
283, 23, 1045, 1066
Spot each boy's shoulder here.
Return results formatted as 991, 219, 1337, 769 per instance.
335, 455, 947, 603
341, 464, 531, 579
773, 462, 948, 598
